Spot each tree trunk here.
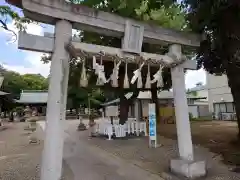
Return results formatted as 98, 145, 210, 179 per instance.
119, 90, 140, 125
220, 6, 240, 140
226, 65, 240, 140
119, 94, 129, 125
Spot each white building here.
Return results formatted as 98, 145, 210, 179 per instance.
207, 73, 235, 120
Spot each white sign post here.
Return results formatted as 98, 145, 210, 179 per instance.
148, 103, 158, 148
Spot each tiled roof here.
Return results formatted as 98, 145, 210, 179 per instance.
16, 91, 48, 104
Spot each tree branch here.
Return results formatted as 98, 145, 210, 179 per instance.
0, 19, 17, 42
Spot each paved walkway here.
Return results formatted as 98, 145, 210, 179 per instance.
64, 132, 164, 180
39, 120, 164, 180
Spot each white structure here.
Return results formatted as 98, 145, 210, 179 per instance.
188, 83, 208, 104
187, 83, 210, 118
8, 0, 206, 179
207, 73, 235, 119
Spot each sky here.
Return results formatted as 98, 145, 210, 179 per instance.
0, 2, 206, 89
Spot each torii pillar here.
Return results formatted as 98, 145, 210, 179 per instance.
170, 44, 206, 178
40, 20, 72, 180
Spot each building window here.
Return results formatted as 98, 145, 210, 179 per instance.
187, 99, 194, 105
213, 102, 235, 113
219, 103, 226, 113
213, 103, 219, 113
226, 102, 234, 113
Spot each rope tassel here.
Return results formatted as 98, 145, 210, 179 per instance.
145, 64, 151, 89
109, 60, 121, 88
151, 65, 164, 88
137, 65, 143, 89
80, 58, 88, 87
123, 62, 130, 89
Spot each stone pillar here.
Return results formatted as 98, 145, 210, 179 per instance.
170, 44, 206, 178
171, 65, 193, 161
61, 53, 70, 122
40, 20, 72, 180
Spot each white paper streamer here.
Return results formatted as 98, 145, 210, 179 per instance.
145, 64, 151, 89
151, 65, 164, 88
80, 58, 88, 87
93, 56, 107, 86
123, 62, 130, 89
131, 62, 145, 88
96, 64, 107, 86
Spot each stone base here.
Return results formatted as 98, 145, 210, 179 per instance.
29, 135, 39, 144
77, 123, 87, 131
170, 159, 206, 179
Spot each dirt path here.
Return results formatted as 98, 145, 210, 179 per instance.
158, 121, 240, 166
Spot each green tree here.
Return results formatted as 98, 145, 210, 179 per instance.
183, 0, 240, 139
0, 66, 48, 98
22, 74, 48, 90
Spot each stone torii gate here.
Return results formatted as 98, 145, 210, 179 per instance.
7, 0, 205, 179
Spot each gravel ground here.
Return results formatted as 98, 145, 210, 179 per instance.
0, 122, 73, 180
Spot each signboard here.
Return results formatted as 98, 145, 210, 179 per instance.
106, 106, 119, 117
148, 103, 157, 141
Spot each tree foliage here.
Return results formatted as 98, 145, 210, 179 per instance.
0, 66, 48, 98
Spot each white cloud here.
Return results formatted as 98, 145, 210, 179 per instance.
1, 52, 50, 77
1, 21, 50, 77
185, 69, 206, 89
